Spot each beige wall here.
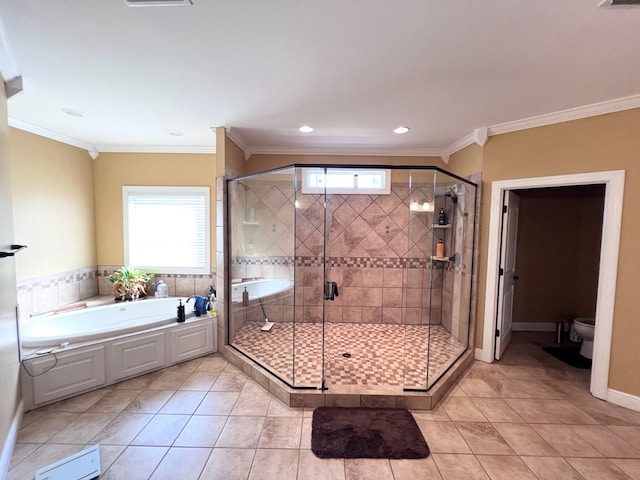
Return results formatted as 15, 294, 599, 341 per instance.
0, 87, 21, 466
9, 128, 96, 279
470, 108, 640, 395
448, 143, 483, 178
512, 186, 603, 324
94, 152, 216, 267
245, 154, 447, 174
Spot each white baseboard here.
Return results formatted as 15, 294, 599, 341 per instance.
474, 347, 492, 363
607, 389, 640, 413
0, 399, 24, 479
512, 322, 557, 332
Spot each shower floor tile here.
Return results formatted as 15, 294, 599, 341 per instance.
231, 322, 465, 390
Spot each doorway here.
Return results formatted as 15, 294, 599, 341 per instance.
480, 171, 625, 400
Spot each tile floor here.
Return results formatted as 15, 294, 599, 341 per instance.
232, 322, 466, 389
9, 332, 640, 479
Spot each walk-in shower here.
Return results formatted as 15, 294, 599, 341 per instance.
227, 165, 476, 392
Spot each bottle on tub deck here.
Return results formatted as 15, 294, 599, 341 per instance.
155, 280, 168, 298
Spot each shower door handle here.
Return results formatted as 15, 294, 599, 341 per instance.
324, 281, 339, 301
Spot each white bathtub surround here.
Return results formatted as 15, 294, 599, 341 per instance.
230, 279, 293, 303
20, 298, 217, 411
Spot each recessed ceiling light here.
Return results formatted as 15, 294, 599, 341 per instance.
299, 125, 314, 133
393, 126, 410, 134
62, 108, 85, 118
167, 130, 184, 136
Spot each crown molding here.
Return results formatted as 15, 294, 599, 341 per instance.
9, 118, 99, 158
249, 145, 443, 158
488, 94, 640, 136
225, 127, 251, 161
443, 94, 640, 160
96, 145, 216, 154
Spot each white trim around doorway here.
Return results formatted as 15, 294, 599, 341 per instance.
477, 170, 625, 401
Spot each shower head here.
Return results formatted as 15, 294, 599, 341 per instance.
444, 189, 458, 204
236, 181, 250, 191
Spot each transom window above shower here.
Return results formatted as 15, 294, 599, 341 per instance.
301, 168, 391, 195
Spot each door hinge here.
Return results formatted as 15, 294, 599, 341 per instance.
502, 205, 507, 214
495, 329, 500, 337
499, 267, 504, 276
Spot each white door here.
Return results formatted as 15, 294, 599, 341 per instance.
495, 191, 520, 360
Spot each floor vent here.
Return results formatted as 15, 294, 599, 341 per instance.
35, 444, 101, 480
598, 0, 640, 6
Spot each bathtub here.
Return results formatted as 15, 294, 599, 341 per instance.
21, 297, 189, 348
231, 279, 293, 303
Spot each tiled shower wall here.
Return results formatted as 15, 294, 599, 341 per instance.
229, 180, 470, 328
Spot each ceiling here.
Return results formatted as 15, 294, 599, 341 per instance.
1, 0, 639, 159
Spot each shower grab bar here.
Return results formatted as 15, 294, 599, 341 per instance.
324, 281, 339, 301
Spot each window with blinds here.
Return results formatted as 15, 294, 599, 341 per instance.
123, 186, 210, 274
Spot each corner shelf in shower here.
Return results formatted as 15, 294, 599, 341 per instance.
242, 221, 260, 226
432, 224, 452, 229
430, 256, 452, 262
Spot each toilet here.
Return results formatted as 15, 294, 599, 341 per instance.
572, 317, 596, 359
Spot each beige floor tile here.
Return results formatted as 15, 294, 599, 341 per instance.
43, 388, 111, 412
179, 372, 220, 391
470, 398, 524, 423
94, 444, 126, 472
412, 405, 451, 421
7, 443, 82, 480
211, 372, 249, 391
532, 424, 601, 457
344, 458, 394, 480
458, 378, 499, 397
101, 445, 168, 480
147, 371, 191, 390
485, 379, 532, 399
565, 457, 630, 480
476, 455, 537, 480
298, 450, 345, 479
196, 355, 229, 373
85, 388, 143, 413
16, 411, 79, 443
199, 447, 255, 480
49, 412, 117, 444
610, 458, 640, 480
231, 391, 272, 416
19, 409, 46, 429
149, 446, 211, 480
491, 423, 558, 456
575, 398, 640, 426
441, 397, 488, 422
164, 357, 203, 373
389, 456, 442, 479
301, 417, 312, 450
158, 390, 207, 414
131, 414, 190, 446
570, 424, 640, 458
519, 380, 566, 399
216, 416, 265, 448
174, 415, 227, 447
520, 456, 584, 480
454, 422, 514, 455
91, 413, 154, 445
447, 385, 467, 397
504, 398, 562, 424
258, 416, 302, 449
431, 453, 490, 480
609, 426, 640, 449
243, 380, 268, 393
417, 421, 471, 454
539, 399, 599, 424
248, 448, 299, 480
114, 370, 163, 389
195, 391, 240, 415
267, 398, 304, 417
8, 443, 40, 470
123, 389, 174, 414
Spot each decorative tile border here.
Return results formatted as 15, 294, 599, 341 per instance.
234, 255, 443, 269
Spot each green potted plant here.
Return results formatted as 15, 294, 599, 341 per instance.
107, 266, 153, 302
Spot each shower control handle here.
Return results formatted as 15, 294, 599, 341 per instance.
324, 281, 339, 301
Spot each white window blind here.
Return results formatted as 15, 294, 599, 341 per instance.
301, 168, 391, 195
123, 186, 210, 274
